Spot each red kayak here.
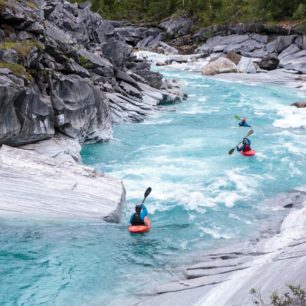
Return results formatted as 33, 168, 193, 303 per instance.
241, 150, 256, 156
128, 217, 151, 234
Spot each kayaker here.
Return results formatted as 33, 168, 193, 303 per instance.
239, 117, 251, 127
237, 137, 252, 152
130, 204, 148, 226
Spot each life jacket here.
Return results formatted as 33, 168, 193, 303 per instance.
243, 144, 251, 151
131, 212, 145, 226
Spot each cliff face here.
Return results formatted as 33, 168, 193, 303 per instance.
0, 0, 182, 146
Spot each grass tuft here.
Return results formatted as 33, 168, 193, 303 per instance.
0, 40, 44, 59
0, 61, 27, 77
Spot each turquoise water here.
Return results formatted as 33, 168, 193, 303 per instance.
1, 69, 306, 305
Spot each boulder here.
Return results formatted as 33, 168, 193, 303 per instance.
64, 59, 91, 78
196, 34, 259, 56
291, 102, 306, 108
159, 18, 193, 38
274, 35, 298, 53
135, 70, 163, 89
46, 1, 89, 44
114, 26, 146, 46
50, 74, 112, 142
237, 57, 257, 73
279, 46, 306, 73
278, 44, 301, 61
115, 70, 141, 89
17, 31, 33, 40
26, 22, 44, 34
77, 49, 114, 76
257, 56, 279, 70
157, 42, 179, 55
0, 0, 39, 25
107, 20, 130, 28
120, 81, 142, 99
0, 49, 18, 64
202, 57, 238, 75
136, 33, 163, 50
0, 75, 54, 146
225, 52, 241, 65
101, 37, 132, 68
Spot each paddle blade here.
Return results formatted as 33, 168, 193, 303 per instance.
144, 187, 152, 198
246, 129, 254, 137
234, 115, 241, 121
228, 147, 236, 155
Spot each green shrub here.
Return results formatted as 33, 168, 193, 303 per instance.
251, 284, 306, 306
78, 56, 92, 69
293, 4, 306, 19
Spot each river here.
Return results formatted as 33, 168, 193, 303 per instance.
1, 66, 306, 305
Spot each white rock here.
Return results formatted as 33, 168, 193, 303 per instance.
237, 56, 258, 73
0, 146, 125, 221
202, 57, 238, 75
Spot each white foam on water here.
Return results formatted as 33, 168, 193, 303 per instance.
202, 169, 262, 208
189, 84, 210, 88
199, 226, 232, 239
283, 142, 306, 156
141, 118, 174, 125
273, 106, 306, 129
187, 192, 215, 209
179, 105, 206, 115
280, 157, 303, 176
228, 213, 252, 224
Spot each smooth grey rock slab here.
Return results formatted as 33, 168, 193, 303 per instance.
51, 73, 112, 142
0, 145, 125, 221
237, 57, 257, 73
0, 75, 54, 146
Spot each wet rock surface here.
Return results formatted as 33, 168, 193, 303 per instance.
0, 0, 184, 147
291, 101, 306, 108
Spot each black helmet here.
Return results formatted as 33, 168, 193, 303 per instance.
135, 204, 142, 212
243, 138, 248, 144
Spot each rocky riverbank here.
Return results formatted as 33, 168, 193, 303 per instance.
0, 0, 187, 219
0, 0, 185, 149
113, 17, 306, 73
138, 189, 306, 306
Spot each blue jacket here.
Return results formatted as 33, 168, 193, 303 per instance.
237, 138, 251, 151
130, 205, 148, 224
239, 121, 251, 127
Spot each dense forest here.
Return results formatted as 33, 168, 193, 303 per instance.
74, 0, 306, 26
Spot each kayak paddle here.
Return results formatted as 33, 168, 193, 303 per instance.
228, 129, 254, 155
141, 187, 152, 204
234, 115, 242, 121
